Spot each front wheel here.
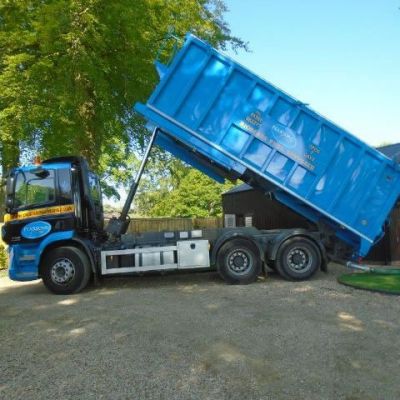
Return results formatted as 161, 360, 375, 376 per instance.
217, 239, 262, 284
41, 246, 91, 294
275, 237, 321, 281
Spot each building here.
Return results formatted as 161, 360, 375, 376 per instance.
222, 144, 400, 263
378, 143, 400, 163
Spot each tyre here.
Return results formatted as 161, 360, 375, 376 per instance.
217, 239, 262, 284
275, 237, 321, 281
41, 246, 91, 294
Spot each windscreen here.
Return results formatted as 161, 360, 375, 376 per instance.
13, 170, 56, 210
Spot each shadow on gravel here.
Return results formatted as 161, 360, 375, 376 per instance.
97, 270, 279, 292
0, 268, 277, 298
97, 269, 225, 291
0, 270, 231, 300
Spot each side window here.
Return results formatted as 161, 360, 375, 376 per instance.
88, 173, 102, 207
58, 169, 72, 205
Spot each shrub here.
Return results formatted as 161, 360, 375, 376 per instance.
0, 244, 8, 270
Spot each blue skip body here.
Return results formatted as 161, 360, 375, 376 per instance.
135, 33, 400, 258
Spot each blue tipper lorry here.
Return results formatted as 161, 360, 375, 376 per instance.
2, 34, 400, 294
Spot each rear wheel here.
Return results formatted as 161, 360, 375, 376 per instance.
41, 246, 91, 294
217, 239, 262, 284
275, 237, 321, 281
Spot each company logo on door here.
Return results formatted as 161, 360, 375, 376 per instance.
21, 221, 52, 240
271, 124, 297, 149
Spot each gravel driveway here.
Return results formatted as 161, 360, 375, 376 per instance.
1, 264, 399, 400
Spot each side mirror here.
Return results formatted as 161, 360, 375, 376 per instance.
5, 195, 13, 210
4, 172, 15, 213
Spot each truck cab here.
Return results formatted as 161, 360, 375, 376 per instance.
2, 157, 103, 287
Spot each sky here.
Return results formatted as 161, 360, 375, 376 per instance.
106, 1, 399, 206
223, 0, 400, 146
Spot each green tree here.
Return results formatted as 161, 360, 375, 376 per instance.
0, 0, 245, 215
136, 165, 235, 217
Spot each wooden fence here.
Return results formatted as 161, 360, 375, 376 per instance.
108, 217, 223, 234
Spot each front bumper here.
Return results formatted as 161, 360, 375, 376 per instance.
8, 245, 40, 281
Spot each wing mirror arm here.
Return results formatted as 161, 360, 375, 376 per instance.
4, 171, 15, 214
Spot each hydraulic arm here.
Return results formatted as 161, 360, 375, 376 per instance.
106, 127, 159, 237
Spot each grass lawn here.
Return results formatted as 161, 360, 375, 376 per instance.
338, 272, 400, 294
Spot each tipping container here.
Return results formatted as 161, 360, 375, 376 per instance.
135, 34, 400, 258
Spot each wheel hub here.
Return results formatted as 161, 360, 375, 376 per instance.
287, 248, 311, 271
51, 258, 75, 284
227, 250, 251, 274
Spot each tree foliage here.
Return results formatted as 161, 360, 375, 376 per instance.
134, 160, 235, 217
0, 0, 245, 205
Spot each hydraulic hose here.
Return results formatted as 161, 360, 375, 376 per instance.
346, 262, 400, 275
